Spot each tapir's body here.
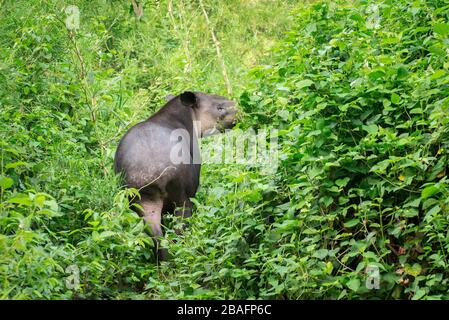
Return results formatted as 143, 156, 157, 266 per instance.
115, 98, 201, 213
114, 91, 236, 260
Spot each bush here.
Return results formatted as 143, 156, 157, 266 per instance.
236, 0, 449, 299
1, 0, 448, 300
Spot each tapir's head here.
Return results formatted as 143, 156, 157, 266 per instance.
167, 91, 238, 137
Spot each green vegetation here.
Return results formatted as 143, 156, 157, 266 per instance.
1, 0, 448, 299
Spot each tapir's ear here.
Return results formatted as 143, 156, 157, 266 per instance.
165, 94, 175, 101
180, 91, 197, 107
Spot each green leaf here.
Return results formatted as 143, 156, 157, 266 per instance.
362, 124, 378, 135
421, 185, 440, 199
430, 69, 446, 80
412, 288, 427, 300
45, 199, 59, 212
5, 161, 28, 169
323, 261, 333, 275
434, 23, 449, 36
410, 108, 423, 114
426, 205, 441, 217
336, 177, 350, 188
337, 289, 348, 300
346, 278, 361, 292
405, 263, 422, 277
404, 198, 420, 208
368, 70, 385, 81
350, 13, 364, 23
37, 209, 62, 217
98, 231, 116, 240
396, 66, 408, 79
321, 196, 333, 207
391, 93, 401, 104
313, 249, 329, 259
0, 176, 14, 189
296, 79, 314, 89
8, 194, 33, 206
245, 190, 262, 202
344, 219, 360, 228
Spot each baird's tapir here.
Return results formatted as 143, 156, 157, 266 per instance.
114, 91, 237, 260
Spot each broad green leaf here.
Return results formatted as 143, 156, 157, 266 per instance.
8, 194, 32, 206
404, 198, 420, 208
391, 93, 401, 104
426, 205, 441, 217
296, 79, 314, 89
410, 108, 423, 114
434, 23, 449, 36
412, 289, 427, 300
0, 176, 14, 189
368, 70, 385, 81
362, 124, 378, 135
324, 261, 333, 275
405, 263, 422, 277
336, 177, 350, 188
313, 249, 329, 259
245, 190, 262, 202
5, 161, 27, 169
430, 69, 446, 80
346, 278, 361, 292
344, 219, 360, 228
421, 185, 440, 199
37, 209, 62, 217
396, 66, 408, 79
322, 196, 333, 207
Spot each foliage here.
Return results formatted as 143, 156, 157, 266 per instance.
1, 0, 448, 300
0, 0, 294, 299
234, 0, 449, 299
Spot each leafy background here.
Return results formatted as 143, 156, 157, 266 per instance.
0, 0, 448, 299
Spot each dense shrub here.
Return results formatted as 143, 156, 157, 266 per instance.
1, 0, 448, 300
237, 0, 449, 299
0, 0, 294, 299
153, 0, 449, 300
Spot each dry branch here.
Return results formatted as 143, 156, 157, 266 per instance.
198, 0, 232, 95
132, 0, 143, 20
168, 0, 192, 73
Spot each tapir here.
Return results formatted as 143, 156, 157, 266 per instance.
114, 91, 237, 260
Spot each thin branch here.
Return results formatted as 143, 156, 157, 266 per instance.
131, 0, 143, 20
67, 31, 86, 79
198, 0, 232, 95
168, 0, 192, 73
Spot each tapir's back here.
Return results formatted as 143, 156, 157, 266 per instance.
114, 120, 182, 191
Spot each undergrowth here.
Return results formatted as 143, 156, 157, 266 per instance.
1, 0, 448, 300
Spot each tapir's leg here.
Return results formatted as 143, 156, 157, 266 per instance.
138, 194, 167, 261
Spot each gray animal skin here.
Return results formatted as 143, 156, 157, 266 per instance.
114, 91, 237, 260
